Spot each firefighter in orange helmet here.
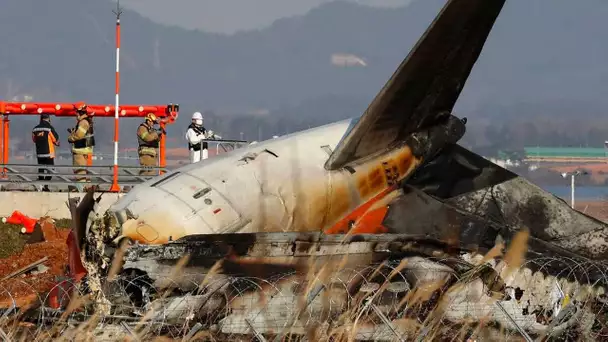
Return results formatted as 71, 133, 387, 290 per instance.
137, 113, 163, 176
67, 102, 95, 191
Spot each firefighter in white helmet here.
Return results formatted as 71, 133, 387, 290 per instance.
186, 112, 211, 163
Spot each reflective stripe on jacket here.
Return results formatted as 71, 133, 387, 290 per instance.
32, 121, 59, 158
137, 123, 160, 148
70, 118, 95, 150
137, 123, 160, 157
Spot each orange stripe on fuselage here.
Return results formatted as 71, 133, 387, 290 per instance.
323, 185, 395, 235
323, 146, 417, 235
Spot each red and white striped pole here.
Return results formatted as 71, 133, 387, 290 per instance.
110, 1, 122, 192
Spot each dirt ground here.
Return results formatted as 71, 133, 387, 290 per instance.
0, 218, 71, 307
575, 200, 608, 221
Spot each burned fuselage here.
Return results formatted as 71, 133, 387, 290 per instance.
65, 0, 608, 339
79, 193, 608, 340
76, 140, 608, 339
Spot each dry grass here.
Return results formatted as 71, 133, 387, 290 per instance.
0, 227, 564, 342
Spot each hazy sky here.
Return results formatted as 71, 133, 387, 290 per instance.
120, 0, 414, 34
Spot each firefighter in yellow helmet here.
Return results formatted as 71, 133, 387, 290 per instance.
137, 113, 163, 176
67, 102, 95, 190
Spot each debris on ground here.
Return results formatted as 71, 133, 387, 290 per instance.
0, 217, 71, 307
2, 210, 38, 234
31, 264, 49, 275
0, 257, 48, 282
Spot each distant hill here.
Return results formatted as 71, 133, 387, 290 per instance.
0, 0, 448, 148
2, 0, 608, 153
0, 0, 448, 107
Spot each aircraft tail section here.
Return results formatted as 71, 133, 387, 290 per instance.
325, 0, 506, 170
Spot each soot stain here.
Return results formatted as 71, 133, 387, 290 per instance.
516, 195, 551, 240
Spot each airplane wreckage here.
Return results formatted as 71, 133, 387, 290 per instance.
23, 0, 608, 340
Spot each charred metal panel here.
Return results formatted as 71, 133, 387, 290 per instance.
406, 143, 517, 199
382, 188, 608, 286
448, 177, 608, 260
325, 0, 506, 170
119, 233, 398, 289
403, 115, 467, 161
382, 186, 503, 251
403, 144, 608, 260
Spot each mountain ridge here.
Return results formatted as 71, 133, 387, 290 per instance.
2, 0, 608, 152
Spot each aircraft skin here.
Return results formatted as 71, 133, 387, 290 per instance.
108, 119, 424, 244
95, 0, 506, 245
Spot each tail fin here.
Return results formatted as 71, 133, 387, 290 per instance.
325, 0, 506, 170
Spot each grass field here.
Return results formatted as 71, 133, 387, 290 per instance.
0, 222, 28, 259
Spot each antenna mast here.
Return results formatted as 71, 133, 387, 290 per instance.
110, 0, 123, 192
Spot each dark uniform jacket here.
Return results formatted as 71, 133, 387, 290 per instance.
32, 120, 60, 158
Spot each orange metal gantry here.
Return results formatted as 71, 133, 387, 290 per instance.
0, 101, 179, 191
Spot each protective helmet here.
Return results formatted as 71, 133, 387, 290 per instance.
192, 112, 203, 126
75, 102, 88, 119
146, 113, 157, 122
41, 114, 50, 120
75, 102, 87, 111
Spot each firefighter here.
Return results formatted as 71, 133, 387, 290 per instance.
137, 113, 163, 176
67, 103, 95, 189
32, 114, 60, 192
186, 112, 220, 163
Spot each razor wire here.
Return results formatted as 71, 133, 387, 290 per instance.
0, 256, 607, 341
